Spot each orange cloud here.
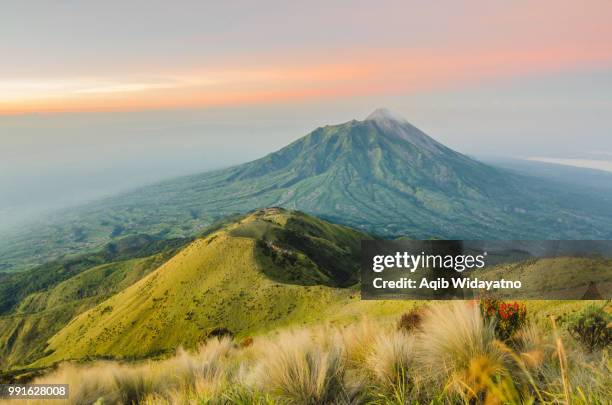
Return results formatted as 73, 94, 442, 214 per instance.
1, 43, 610, 115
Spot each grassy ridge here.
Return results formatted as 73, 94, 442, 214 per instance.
1, 209, 414, 373
0, 235, 189, 314
0, 255, 169, 369
36, 210, 603, 368
1, 209, 606, 380
36, 209, 370, 364
0, 236, 190, 371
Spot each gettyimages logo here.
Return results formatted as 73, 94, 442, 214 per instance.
372, 251, 487, 273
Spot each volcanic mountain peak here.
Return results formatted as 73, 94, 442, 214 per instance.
365, 107, 407, 123
364, 108, 446, 154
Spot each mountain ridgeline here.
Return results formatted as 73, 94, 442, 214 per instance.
2, 208, 609, 371
2, 109, 612, 271
0, 209, 367, 369
27, 209, 367, 365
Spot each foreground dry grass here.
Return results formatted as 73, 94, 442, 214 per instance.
14, 302, 611, 404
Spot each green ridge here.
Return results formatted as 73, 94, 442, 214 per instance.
0, 255, 168, 369
0, 236, 190, 370
35, 209, 369, 364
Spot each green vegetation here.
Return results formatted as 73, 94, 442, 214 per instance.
34, 208, 371, 365
0, 209, 418, 375
1, 209, 606, 378
0, 234, 189, 314
0, 257, 165, 370
3, 113, 612, 272
567, 304, 612, 352
16, 302, 611, 404
0, 210, 607, 405
0, 236, 190, 371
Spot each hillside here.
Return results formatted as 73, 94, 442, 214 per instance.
35, 209, 370, 364
2, 209, 603, 373
3, 109, 612, 272
0, 237, 189, 370
0, 235, 189, 315
476, 257, 612, 299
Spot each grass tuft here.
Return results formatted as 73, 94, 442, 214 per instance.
12, 301, 611, 404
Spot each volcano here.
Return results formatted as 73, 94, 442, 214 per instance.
140, 107, 609, 239
3, 109, 612, 271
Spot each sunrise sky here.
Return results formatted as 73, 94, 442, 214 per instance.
1, 0, 612, 228
2, 1, 612, 114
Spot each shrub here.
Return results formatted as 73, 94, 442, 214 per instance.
366, 330, 415, 390
28, 338, 234, 405
567, 305, 612, 352
396, 308, 422, 334
416, 302, 508, 399
252, 330, 348, 404
112, 367, 155, 405
511, 324, 549, 371
480, 297, 527, 340
337, 319, 380, 368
